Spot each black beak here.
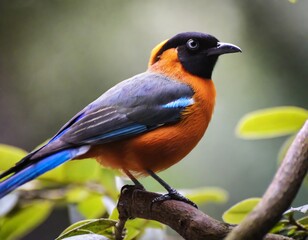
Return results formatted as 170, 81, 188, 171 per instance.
207, 42, 242, 56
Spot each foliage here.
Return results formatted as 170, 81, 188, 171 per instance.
271, 205, 308, 239
225, 106, 308, 239
0, 144, 227, 240
0, 200, 53, 240
56, 219, 116, 240
236, 106, 308, 139
222, 198, 261, 224
223, 202, 308, 239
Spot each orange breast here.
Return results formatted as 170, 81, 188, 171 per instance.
83, 48, 216, 176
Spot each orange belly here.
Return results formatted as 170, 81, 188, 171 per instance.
88, 108, 210, 176
81, 48, 216, 176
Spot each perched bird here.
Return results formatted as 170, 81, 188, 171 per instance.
0, 32, 241, 205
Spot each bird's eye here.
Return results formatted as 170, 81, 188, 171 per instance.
186, 39, 199, 51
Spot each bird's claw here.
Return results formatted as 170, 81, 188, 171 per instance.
152, 188, 198, 209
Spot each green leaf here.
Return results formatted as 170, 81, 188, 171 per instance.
123, 226, 140, 240
77, 194, 106, 219
270, 221, 286, 234
287, 227, 296, 236
39, 158, 101, 183
59, 219, 96, 235
63, 159, 102, 183
124, 219, 164, 240
66, 187, 90, 203
298, 216, 308, 227
127, 218, 165, 230
222, 198, 261, 224
123, 217, 166, 239
97, 168, 119, 200
0, 144, 27, 171
182, 187, 228, 205
236, 107, 308, 139
57, 219, 116, 240
0, 201, 53, 240
109, 208, 119, 220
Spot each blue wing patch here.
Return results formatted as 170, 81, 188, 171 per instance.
84, 123, 148, 143
162, 97, 194, 109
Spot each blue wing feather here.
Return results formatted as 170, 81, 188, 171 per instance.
162, 97, 194, 109
0, 146, 89, 198
84, 123, 149, 143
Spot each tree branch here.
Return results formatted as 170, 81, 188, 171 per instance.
116, 186, 292, 240
226, 120, 308, 240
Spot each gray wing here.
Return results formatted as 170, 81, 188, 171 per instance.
31, 72, 194, 159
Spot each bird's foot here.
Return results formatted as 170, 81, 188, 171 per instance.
152, 188, 198, 209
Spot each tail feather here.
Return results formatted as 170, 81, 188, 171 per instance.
0, 145, 48, 180
0, 146, 90, 199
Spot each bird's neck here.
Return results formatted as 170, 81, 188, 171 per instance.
148, 48, 214, 87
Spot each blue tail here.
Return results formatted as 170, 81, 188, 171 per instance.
0, 146, 89, 199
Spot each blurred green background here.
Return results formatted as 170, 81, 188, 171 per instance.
0, 0, 307, 239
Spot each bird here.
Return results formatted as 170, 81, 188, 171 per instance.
0, 32, 241, 206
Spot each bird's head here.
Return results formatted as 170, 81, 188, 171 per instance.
148, 32, 241, 79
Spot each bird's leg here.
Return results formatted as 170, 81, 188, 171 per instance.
146, 169, 198, 209
123, 169, 145, 190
